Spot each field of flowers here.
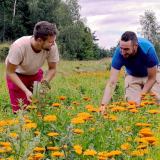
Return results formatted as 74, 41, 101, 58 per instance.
0, 59, 160, 160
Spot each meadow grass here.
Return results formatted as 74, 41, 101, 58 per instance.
0, 59, 160, 160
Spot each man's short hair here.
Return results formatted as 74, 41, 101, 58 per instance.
33, 21, 59, 41
121, 31, 137, 45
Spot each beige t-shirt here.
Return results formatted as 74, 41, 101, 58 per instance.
6, 36, 59, 75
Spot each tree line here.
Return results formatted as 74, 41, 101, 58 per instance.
0, 0, 160, 60
0, 0, 111, 60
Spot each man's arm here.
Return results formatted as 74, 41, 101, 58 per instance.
135, 65, 157, 104
6, 60, 32, 102
44, 62, 57, 83
100, 67, 120, 113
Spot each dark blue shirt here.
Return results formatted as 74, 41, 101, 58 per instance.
111, 37, 159, 77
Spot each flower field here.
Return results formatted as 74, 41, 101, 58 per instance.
0, 60, 160, 160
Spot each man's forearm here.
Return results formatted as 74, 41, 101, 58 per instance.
142, 78, 156, 94
44, 69, 56, 82
101, 82, 116, 105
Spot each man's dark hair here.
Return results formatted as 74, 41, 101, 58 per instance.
121, 31, 137, 45
33, 21, 59, 41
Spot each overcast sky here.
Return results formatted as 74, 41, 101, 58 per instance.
78, 0, 160, 49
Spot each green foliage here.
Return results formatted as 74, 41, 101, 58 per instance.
0, 0, 109, 60
138, 10, 160, 59
0, 43, 10, 61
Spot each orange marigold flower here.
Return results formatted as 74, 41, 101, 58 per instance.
47, 132, 59, 137
71, 118, 85, 124
33, 147, 45, 152
28, 153, 44, 159
73, 145, 82, 154
47, 147, 59, 151
0, 142, 11, 147
116, 128, 122, 131
89, 128, 95, 131
23, 123, 37, 129
44, 115, 57, 121
141, 93, 147, 96
149, 93, 156, 97
120, 143, 130, 151
83, 149, 97, 156
130, 109, 139, 113
137, 145, 147, 149
51, 152, 64, 157
9, 133, 18, 138
34, 131, 40, 135
72, 129, 84, 134
57, 96, 66, 100
149, 110, 159, 114
52, 103, 61, 107
128, 101, 135, 105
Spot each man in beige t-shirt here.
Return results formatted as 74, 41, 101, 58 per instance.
6, 21, 59, 113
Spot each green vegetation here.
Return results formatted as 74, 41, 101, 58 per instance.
0, 60, 160, 159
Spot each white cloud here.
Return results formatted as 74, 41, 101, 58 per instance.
79, 0, 160, 49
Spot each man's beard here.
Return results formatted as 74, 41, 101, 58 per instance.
41, 45, 50, 51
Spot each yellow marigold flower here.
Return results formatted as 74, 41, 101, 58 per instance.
104, 115, 116, 121
128, 101, 135, 105
134, 138, 149, 144
77, 112, 92, 120
149, 110, 159, 114
47, 147, 59, 151
2, 146, 12, 152
34, 131, 40, 135
9, 133, 18, 138
52, 103, 61, 107
120, 143, 130, 151
114, 102, 120, 105
28, 153, 44, 159
51, 151, 64, 157
72, 129, 84, 134
137, 145, 147, 149
44, 115, 57, 121
57, 96, 66, 100
121, 103, 128, 106
86, 105, 94, 109
83, 149, 97, 156
0, 149, 5, 153
130, 109, 139, 113
127, 105, 136, 109
141, 93, 147, 96
130, 150, 144, 156
73, 145, 82, 154
33, 147, 45, 152
136, 123, 152, 127
71, 118, 85, 124
25, 119, 32, 123
111, 106, 126, 112
0, 142, 11, 147
145, 137, 157, 143
62, 145, 68, 149
47, 132, 59, 137
26, 106, 36, 109
23, 123, 37, 129
116, 128, 122, 131
89, 128, 95, 131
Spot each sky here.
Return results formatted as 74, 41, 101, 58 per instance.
78, 0, 160, 49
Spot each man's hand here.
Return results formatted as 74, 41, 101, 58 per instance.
24, 90, 33, 103
135, 97, 141, 105
98, 105, 106, 115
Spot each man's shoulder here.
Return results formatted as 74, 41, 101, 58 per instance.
138, 37, 154, 53
10, 36, 32, 50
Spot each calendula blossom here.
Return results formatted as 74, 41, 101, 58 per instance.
51, 152, 64, 157
44, 115, 57, 121
47, 132, 59, 137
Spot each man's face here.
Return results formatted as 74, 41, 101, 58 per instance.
119, 40, 137, 58
41, 35, 56, 51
